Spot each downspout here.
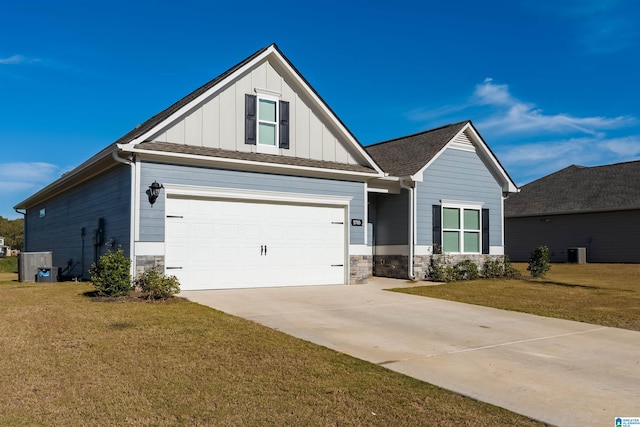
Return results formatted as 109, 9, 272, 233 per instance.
14, 209, 26, 252
399, 178, 416, 280
112, 150, 136, 278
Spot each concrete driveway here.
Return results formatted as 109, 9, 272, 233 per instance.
180, 278, 640, 426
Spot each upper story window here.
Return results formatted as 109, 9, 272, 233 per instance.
245, 91, 289, 153
258, 97, 278, 147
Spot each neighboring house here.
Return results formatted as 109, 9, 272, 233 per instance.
0, 237, 7, 258
505, 161, 640, 263
365, 122, 518, 279
14, 44, 517, 289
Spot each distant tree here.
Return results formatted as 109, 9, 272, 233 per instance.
0, 216, 24, 251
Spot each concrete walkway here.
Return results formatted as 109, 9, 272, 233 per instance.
180, 278, 640, 426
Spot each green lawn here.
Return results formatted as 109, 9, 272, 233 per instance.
0, 271, 543, 426
392, 263, 640, 331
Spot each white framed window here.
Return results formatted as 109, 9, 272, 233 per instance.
245, 90, 290, 154
257, 95, 278, 151
441, 202, 482, 254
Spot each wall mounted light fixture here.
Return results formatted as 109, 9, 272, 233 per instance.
148, 181, 164, 205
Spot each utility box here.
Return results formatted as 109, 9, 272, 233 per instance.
36, 267, 59, 283
567, 247, 587, 264
18, 252, 53, 282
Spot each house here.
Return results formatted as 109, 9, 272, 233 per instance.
365, 122, 518, 279
504, 161, 640, 263
14, 44, 517, 289
0, 237, 7, 258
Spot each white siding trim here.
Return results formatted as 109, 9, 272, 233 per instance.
135, 241, 165, 256
490, 246, 504, 255
415, 245, 433, 255
350, 244, 372, 256
163, 184, 352, 206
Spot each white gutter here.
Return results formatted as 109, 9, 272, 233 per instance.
111, 151, 137, 277
399, 178, 416, 281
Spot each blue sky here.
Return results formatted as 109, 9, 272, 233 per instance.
2, 0, 639, 219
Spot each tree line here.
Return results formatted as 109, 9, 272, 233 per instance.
0, 216, 23, 252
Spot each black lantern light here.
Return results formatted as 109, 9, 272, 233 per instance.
148, 181, 164, 205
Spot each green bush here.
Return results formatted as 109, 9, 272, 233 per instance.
482, 256, 522, 279
503, 255, 522, 279
89, 248, 132, 296
136, 269, 180, 300
454, 259, 479, 281
527, 245, 551, 278
428, 256, 456, 282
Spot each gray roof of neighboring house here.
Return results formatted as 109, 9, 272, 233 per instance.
364, 121, 469, 177
138, 141, 377, 174
505, 161, 640, 217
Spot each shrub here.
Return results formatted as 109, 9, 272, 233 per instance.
454, 259, 479, 281
482, 258, 504, 278
503, 255, 522, 279
136, 269, 180, 300
482, 256, 522, 279
527, 245, 551, 278
89, 248, 132, 296
428, 256, 456, 282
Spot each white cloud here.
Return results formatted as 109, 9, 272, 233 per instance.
0, 54, 41, 65
472, 79, 635, 136
497, 134, 640, 184
0, 162, 59, 195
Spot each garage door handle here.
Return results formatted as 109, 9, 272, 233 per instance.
331, 221, 344, 224
166, 267, 183, 270
331, 264, 344, 267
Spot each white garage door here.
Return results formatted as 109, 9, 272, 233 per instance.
165, 197, 346, 290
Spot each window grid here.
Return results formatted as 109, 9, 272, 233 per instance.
442, 207, 481, 254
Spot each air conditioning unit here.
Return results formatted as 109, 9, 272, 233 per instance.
567, 247, 587, 264
18, 252, 53, 282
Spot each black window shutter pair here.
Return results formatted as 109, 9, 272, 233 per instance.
432, 205, 490, 254
244, 94, 289, 149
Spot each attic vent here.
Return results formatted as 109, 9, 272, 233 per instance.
450, 131, 475, 152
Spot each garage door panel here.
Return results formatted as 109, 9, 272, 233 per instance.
166, 197, 346, 290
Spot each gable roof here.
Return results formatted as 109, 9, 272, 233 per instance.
117, 43, 382, 175
505, 161, 640, 217
365, 121, 468, 177
365, 121, 517, 192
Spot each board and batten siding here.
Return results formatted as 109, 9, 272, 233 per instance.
506, 210, 640, 263
151, 60, 358, 166
139, 162, 366, 244
416, 147, 503, 247
24, 165, 131, 278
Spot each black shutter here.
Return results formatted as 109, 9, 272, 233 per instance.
482, 208, 490, 254
432, 205, 442, 246
245, 94, 256, 145
279, 100, 290, 149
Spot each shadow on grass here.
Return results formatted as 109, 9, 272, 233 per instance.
525, 278, 599, 290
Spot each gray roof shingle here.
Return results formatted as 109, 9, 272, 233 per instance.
138, 141, 377, 174
505, 161, 640, 217
365, 121, 469, 177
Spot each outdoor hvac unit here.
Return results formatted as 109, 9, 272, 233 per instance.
18, 251, 53, 282
567, 247, 587, 264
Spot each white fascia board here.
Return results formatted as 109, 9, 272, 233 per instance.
459, 123, 518, 193
411, 122, 518, 193
121, 146, 380, 180
274, 55, 384, 175
14, 144, 118, 209
119, 45, 384, 178
163, 183, 352, 206
121, 48, 275, 148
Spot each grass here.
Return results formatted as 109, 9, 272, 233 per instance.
0, 271, 543, 426
393, 263, 640, 331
